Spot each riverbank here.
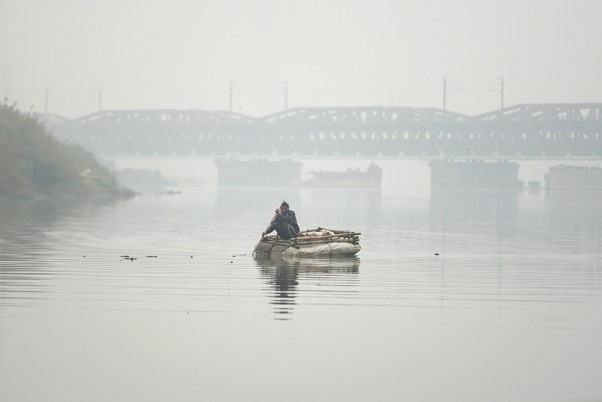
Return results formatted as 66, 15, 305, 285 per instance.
0, 101, 133, 199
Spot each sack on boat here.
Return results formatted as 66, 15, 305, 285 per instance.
254, 227, 361, 256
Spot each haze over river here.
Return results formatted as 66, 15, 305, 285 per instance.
1, 163, 601, 402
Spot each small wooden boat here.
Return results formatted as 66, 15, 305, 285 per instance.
253, 227, 361, 257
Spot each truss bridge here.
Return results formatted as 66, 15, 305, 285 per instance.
47, 103, 602, 160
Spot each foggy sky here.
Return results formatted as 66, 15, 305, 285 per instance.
2, 0, 602, 117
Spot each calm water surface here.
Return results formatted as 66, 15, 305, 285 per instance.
0, 187, 601, 402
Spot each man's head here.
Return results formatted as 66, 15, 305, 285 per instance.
280, 201, 289, 213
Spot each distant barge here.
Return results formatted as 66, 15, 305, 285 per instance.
545, 165, 602, 191
304, 162, 382, 188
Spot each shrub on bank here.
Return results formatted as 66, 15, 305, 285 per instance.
0, 101, 133, 199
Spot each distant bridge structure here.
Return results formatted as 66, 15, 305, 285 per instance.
47, 103, 602, 160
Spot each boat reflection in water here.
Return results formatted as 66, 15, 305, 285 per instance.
253, 254, 360, 319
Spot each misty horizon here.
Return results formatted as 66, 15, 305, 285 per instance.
1, 0, 601, 118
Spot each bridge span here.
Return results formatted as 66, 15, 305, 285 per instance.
47, 103, 602, 160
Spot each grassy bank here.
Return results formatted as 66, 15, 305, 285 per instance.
0, 101, 132, 199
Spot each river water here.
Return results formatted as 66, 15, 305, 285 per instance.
1, 177, 601, 401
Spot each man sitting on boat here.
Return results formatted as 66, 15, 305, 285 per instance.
262, 201, 300, 240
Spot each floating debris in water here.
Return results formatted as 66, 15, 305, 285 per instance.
145, 256, 158, 258
434, 253, 440, 256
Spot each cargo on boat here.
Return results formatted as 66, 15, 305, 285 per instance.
253, 227, 361, 257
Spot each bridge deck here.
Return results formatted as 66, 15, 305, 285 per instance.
46, 103, 602, 159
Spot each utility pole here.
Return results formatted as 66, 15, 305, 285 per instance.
273, 81, 289, 111
499, 76, 504, 110
490, 76, 504, 110
443, 75, 450, 113
44, 86, 49, 116
279, 81, 288, 111
229, 80, 234, 112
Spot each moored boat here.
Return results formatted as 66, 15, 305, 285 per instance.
253, 227, 361, 257
303, 162, 382, 188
